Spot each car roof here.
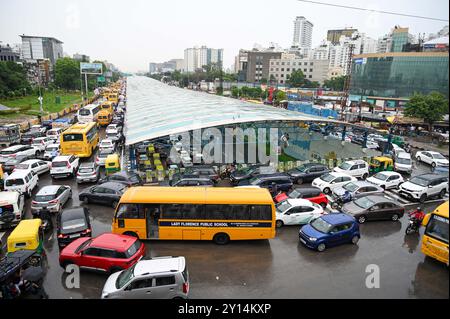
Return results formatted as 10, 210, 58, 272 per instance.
46, 144, 59, 147
97, 182, 126, 190
396, 152, 411, 158
426, 151, 443, 155
363, 194, 399, 204
345, 159, 366, 164
21, 159, 42, 165
414, 173, 446, 180
134, 257, 185, 276
7, 169, 32, 178
3, 145, 24, 151
255, 173, 290, 179
0, 191, 20, 203
36, 185, 61, 195
329, 172, 353, 177
53, 155, 71, 161
79, 162, 96, 168
61, 207, 86, 220
321, 213, 355, 224
286, 198, 314, 206
33, 137, 47, 141
91, 233, 135, 251
350, 180, 380, 187
292, 187, 322, 194
376, 171, 401, 176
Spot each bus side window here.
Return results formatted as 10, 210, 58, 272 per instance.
116, 204, 145, 219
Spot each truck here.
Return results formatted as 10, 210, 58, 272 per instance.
52, 118, 74, 130
0, 124, 21, 148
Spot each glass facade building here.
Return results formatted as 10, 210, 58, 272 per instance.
350, 52, 449, 99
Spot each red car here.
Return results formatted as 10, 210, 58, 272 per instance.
59, 233, 145, 274
274, 187, 328, 208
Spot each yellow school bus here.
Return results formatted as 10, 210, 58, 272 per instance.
100, 101, 114, 115
97, 110, 112, 126
421, 201, 449, 265
60, 122, 99, 158
112, 187, 275, 244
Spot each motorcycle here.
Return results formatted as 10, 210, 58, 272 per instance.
32, 208, 53, 233
405, 216, 422, 235
331, 192, 353, 210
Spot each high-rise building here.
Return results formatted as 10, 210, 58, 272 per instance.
73, 53, 90, 62
183, 46, 224, 72
292, 16, 313, 48
19, 35, 63, 65
327, 28, 358, 45
391, 27, 410, 52
0, 44, 20, 62
269, 54, 329, 85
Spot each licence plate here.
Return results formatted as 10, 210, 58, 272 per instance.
69, 233, 80, 239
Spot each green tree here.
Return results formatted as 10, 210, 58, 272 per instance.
54, 57, 80, 90
0, 61, 31, 99
323, 75, 347, 91
404, 92, 449, 131
275, 90, 286, 102
288, 70, 305, 88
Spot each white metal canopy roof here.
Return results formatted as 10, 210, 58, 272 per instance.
124, 76, 331, 145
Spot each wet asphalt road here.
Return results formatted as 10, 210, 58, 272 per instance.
1, 135, 448, 299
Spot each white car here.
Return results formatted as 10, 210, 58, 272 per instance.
394, 152, 412, 174
312, 172, 357, 194
14, 159, 51, 176
365, 140, 379, 149
399, 173, 448, 203
105, 128, 121, 141
275, 198, 324, 228
96, 149, 114, 166
46, 128, 64, 142
0, 145, 38, 163
415, 151, 449, 168
3, 169, 39, 198
333, 159, 369, 179
30, 125, 46, 135
43, 144, 60, 160
50, 155, 79, 178
99, 139, 116, 153
367, 171, 404, 190
31, 137, 53, 153
0, 191, 25, 229
390, 143, 405, 157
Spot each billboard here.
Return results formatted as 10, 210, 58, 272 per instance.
80, 62, 103, 74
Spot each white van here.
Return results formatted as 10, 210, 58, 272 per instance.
77, 104, 100, 123
4, 169, 39, 198
394, 152, 412, 174
46, 128, 64, 142
0, 191, 25, 229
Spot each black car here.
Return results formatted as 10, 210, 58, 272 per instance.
230, 165, 275, 185
238, 173, 293, 194
177, 166, 219, 183
57, 207, 92, 248
79, 182, 127, 207
21, 132, 42, 145
286, 163, 330, 184
170, 176, 214, 187
98, 171, 143, 186
2, 154, 33, 174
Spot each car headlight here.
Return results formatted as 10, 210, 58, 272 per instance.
309, 237, 317, 242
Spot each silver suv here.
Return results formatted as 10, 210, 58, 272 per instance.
101, 256, 189, 299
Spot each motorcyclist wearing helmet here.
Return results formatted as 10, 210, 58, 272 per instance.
408, 206, 426, 224
342, 190, 353, 203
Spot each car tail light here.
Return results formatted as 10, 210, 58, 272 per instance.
57, 234, 66, 239
32, 201, 38, 205
48, 199, 58, 204
82, 229, 92, 235
183, 282, 189, 294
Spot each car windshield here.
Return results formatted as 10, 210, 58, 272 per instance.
249, 177, 261, 185
276, 201, 292, 213
396, 157, 411, 165
296, 166, 308, 172
339, 162, 352, 170
354, 197, 375, 209
61, 218, 87, 233
288, 189, 301, 198
432, 153, 446, 159
5, 178, 24, 186
52, 161, 67, 167
320, 173, 335, 182
116, 264, 136, 289
409, 177, 430, 187
373, 173, 388, 181
310, 218, 333, 233
343, 182, 359, 192
35, 194, 55, 202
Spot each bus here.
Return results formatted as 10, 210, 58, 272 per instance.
77, 104, 100, 123
112, 187, 275, 244
97, 110, 112, 126
60, 122, 99, 158
421, 201, 449, 265
100, 101, 114, 115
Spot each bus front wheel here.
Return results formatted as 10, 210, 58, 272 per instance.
213, 233, 230, 245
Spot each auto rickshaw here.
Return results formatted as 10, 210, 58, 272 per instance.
105, 154, 120, 175
7, 219, 44, 255
0, 164, 4, 191
369, 156, 394, 174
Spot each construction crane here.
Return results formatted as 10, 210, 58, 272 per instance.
340, 35, 360, 121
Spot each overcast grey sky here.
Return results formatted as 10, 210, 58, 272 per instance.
0, 0, 448, 72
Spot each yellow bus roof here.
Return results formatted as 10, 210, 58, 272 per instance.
8, 219, 41, 241
433, 201, 449, 218
119, 187, 274, 205
63, 122, 96, 134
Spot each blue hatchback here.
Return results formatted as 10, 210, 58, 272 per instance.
299, 213, 360, 252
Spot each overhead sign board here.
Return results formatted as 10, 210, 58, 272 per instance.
80, 62, 103, 74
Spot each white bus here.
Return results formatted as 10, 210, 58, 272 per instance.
77, 104, 100, 123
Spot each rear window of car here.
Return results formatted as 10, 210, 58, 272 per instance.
35, 194, 56, 202
125, 240, 141, 258
79, 167, 94, 174
52, 161, 67, 167
5, 178, 24, 186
